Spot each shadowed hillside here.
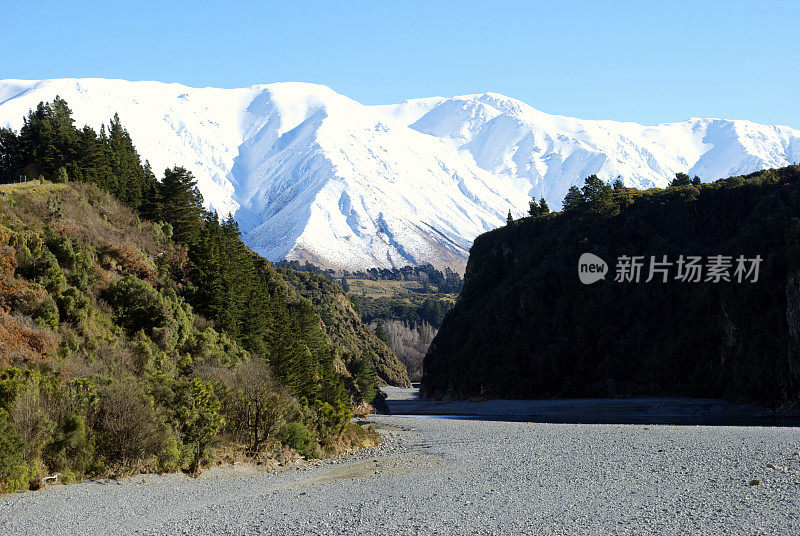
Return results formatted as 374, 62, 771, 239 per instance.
424, 166, 800, 406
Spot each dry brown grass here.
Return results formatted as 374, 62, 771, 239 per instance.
0, 182, 164, 276
0, 312, 56, 366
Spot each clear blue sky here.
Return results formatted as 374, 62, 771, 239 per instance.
3, 1, 799, 127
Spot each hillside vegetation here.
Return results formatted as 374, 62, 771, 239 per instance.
277, 261, 461, 381
277, 269, 410, 388
0, 98, 404, 493
424, 167, 800, 406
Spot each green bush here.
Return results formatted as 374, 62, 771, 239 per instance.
281, 421, 318, 459
32, 294, 59, 330
152, 221, 173, 244
67, 246, 95, 292
187, 327, 248, 368
0, 409, 33, 494
35, 249, 67, 296
43, 233, 95, 292
173, 378, 224, 474
57, 286, 90, 326
43, 413, 100, 476
314, 401, 350, 444
54, 167, 69, 184
105, 276, 192, 351
45, 232, 76, 270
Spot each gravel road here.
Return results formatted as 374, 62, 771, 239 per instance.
2, 414, 799, 535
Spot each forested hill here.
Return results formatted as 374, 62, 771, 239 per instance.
277, 269, 410, 387
0, 98, 406, 493
423, 166, 800, 406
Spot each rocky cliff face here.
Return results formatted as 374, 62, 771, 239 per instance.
423, 166, 800, 405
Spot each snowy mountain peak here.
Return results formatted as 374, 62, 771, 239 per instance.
1, 78, 799, 270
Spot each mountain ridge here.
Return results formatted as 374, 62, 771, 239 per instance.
2, 78, 799, 270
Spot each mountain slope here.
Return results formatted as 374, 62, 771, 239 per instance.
2, 78, 799, 270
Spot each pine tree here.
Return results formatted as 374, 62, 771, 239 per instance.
77, 126, 110, 185
669, 172, 693, 187
107, 113, 148, 208
562, 186, 584, 212
354, 350, 378, 403
54, 167, 68, 183
374, 321, 388, 344
529, 197, 550, 217
0, 128, 22, 182
538, 197, 549, 214
155, 167, 206, 243
528, 198, 540, 217
19, 97, 79, 179
291, 345, 319, 402
507, 210, 514, 224
580, 175, 615, 216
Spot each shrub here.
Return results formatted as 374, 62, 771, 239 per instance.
35, 249, 67, 296
100, 243, 155, 280
45, 232, 76, 270
0, 313, 57, 364
228, 360, 296, 452
0, 245, 17, 280
0, 409, 33, 494
314, 401, 350, 444
152, 221, 173, 244
42, 413, 100, 476
95, 379, 173, 471
187, 327, 248, 368
43, 233, 95, 291
32, 295, 59, 329
6, 377, 54, 462
173, 378, 224, 474
67, 246, 95, 292
105, 277, 192, 352
54, 167, 69, 184
56, 286, 90, 326
281, 421, 317, 459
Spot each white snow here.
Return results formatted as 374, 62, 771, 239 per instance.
1, 78, 798, 270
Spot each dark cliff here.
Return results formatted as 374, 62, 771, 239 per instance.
423, 166, 800, 406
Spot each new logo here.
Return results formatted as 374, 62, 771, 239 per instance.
578, 253, 608, 284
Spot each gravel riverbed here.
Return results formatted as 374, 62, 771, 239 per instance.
2, 415, 800, 534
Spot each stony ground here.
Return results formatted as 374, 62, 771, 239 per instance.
2, 414, 799, 535
380, 386, 790, 425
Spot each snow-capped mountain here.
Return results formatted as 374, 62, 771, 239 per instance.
1, 78, 799, 270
